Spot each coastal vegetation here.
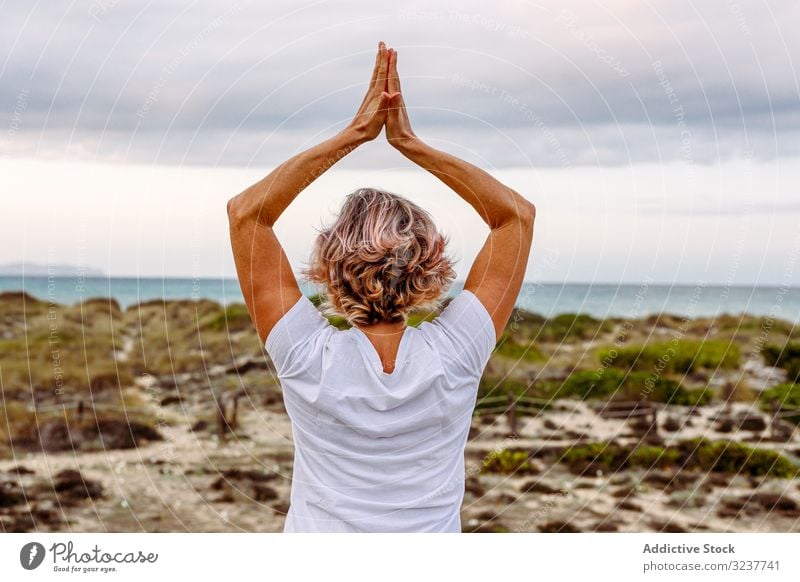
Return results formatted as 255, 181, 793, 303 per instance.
2, 291, 800, 533
478, 439, 800, 479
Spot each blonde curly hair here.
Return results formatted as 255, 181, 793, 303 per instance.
303, 187, 456, 325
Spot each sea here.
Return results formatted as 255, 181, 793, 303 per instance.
1, 276, 798, 322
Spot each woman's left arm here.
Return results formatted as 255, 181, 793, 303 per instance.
228, 42, 391, 343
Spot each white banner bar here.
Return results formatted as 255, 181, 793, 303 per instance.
1, 533, 798, 581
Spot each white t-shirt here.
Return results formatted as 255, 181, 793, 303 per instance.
265, 289, 496, 533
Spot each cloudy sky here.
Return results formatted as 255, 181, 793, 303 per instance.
1, 0, 799, 285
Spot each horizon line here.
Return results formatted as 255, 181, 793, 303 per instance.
0, 273, 797, 290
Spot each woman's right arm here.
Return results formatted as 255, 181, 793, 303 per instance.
384, 50, 536, 341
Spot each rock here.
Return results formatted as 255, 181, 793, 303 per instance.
213, 491, 235, 503
29, 504, 61, 526
210, 467, 281, 504
688, 371, 709, 384
85, 419, 163, 450
465, 477, 484, 498
612, 486, 637, 499
488, 492, 518, 505
609, 474, 633, 486
160, 395, 182, 406
8, 512, 36, 532
616, 500, 642, 512
716, 413, 768, 433
749, 493, 799, 514
89, 372, 122, 392
7, 465, 35, 475
475, 509, 498, 521
272, 502, 290, 515
716, 506, 742, 519
469, 522, 511, 533
191, 419, 209, 432
650, 520, 687, 533
720, 496, 748, 511
218, 468, 278, 483
538, 520, 581, 533
253, 484, 279, 502
716, 417, 736, 433
667, 490, 707, 509
225, 356, 269, 376
768, 420, 796, 442
642, 471, 696, 492
0, 480, 25, 507
705, 473, 730, 488
662, 416, 683, 432
737, 413, 767, 432
52, 469, 104, 502
592, 520, 619, 532
543, 419, 560, 430
718, 495, 762, 518
157, 376, 180, 389
520, 479, 563, 495
36, 418, 163, 452
39, 419, 76, 452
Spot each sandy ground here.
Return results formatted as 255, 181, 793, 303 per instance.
2, 400, 799, 533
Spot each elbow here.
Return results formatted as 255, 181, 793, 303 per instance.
513, 190, 536, 225
226, 194, 250, 226
226, 196, 239, 221
227, 193, 274, 227
489, 192, 536, 231
521, 199, 536, 225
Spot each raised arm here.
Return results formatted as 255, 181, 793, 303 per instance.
383, 50, 535, 341
228, 42, 392, 343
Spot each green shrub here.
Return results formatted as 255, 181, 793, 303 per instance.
557, 369, 710, 405
644, 379, 710, 407
762, 342, 800, 382
628, 445, 682, 467
202, 303, 252, 332
481, 449, 534, 475
559, 438, 799, 478
538, 313, 612, 342
561, 442, 681, 473
597, 340, 740, 374
678, 438, 798, 478
478, 376, 530, 397
493, 336, 546, 362
560, 369, 626, 399
759, 383, 800, 426
763, 341, 800, 366
561, 442, 627, 472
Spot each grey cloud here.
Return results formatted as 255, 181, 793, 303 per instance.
1, 0, 798, 167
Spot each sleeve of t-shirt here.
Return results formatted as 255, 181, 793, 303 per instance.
427, 289, 496, 377
264, 295, 331, 378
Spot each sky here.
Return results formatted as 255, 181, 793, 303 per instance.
1, 0, 799, 285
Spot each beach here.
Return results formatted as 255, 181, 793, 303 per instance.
1, 288, 799, 533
